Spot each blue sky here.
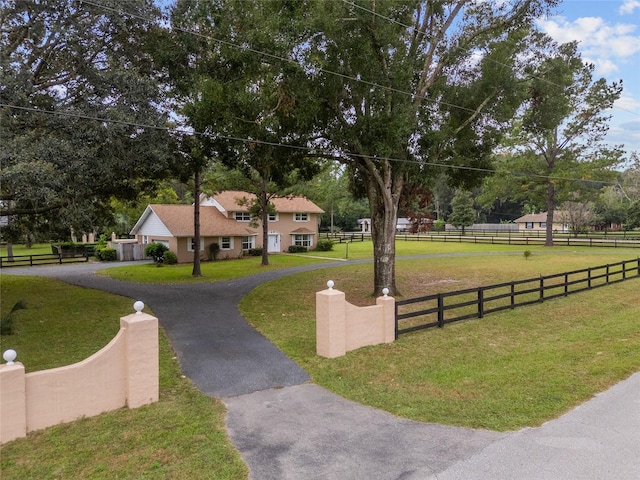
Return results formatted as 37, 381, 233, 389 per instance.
537, 0, 640, 159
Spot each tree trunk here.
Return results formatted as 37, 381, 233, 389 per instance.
545, 182, 555, 247
365, 163, 402, 296
192, 168, 202, 276
260, 177, 269, 266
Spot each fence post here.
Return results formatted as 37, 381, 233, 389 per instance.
478, 288, 484, 319
564, 273, 569, 295
437, 294, 444, 327
510, 282, 515, 308
588, 268, 592, 288
316, 282, 346, 358
120, 304, 159, 408
0, 353, 27, 444
376, 291, 395, 344
539, 276, 544, 302
606, 265, 610, 285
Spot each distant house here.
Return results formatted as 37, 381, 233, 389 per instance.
358, 217, 427, 233
514, 212, 568, 233
130, 191, 323, 263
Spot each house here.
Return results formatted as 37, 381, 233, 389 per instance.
358, 217, 425, 233
514, 212, 568, 233
130, 191, 324, 263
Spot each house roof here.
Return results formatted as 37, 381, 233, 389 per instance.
515, 212, 567, 223
210, 190, 324, 214
131, 205, 258, 237
515, 213, 548, 223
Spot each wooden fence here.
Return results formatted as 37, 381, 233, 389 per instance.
395, 234, 640, 248
0, 252, 90, 268
395, 258, 640, 337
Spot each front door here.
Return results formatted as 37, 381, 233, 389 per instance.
268, 233, 281, 253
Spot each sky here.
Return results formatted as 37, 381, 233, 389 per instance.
537, 0, 640, 159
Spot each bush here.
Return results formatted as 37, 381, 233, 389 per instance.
288, 245, 308, 253
163, 250, 178, 265
433, 219, 446, 232
145, 242, 168, 262
248, 248, 263, 257
208, 243, 220, 261
315, 239, 334, 251
95, 247, 117, 262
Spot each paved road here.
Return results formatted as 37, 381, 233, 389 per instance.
4, 259, 639, 479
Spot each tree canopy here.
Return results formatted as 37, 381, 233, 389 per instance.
0, 0, 174, 240
488, 36, 623, 245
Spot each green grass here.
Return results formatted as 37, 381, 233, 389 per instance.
100, 253, 331, 283
240, 252, 640, 431
0, 243, 56, 256
0, 276, 247, 480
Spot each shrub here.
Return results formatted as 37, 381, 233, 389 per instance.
208, 243, 220, 261
523, 250, 532, 260
163, 250, 178, 265
288, 245, 308, 253
315, 239, 334, 251
145, 242, 168, 262
433, 219, 446, 232
96, 247, 117, 262
248, 248, 263, 256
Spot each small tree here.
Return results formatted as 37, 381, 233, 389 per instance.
558, 201, 596, 237
448, 190, 476, 235
145, 243, 168, 263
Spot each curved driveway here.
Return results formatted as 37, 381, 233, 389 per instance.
4, 257, 639, 480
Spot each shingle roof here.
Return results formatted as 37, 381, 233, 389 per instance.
515, 212, 569, 223
515, 213, 548, 223
147, 205, 258, 237
212, 190, 324, 214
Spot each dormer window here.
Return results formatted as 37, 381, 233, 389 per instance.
234, 212, 251, 221
294, 213, 309, 222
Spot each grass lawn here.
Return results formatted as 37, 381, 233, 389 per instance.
99, 252, 332, 283
0, 243, 56, 256
240, 251, 640, 431
0, 276, 247, 480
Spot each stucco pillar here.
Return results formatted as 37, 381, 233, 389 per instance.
0, 362, 27, 444
121, 312, 159, 408
316, 286, 346, 358
376, 294, 396, 343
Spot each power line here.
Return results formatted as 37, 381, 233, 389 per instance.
0, 102, 621, 186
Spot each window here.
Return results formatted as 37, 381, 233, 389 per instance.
294, 213, 309, 222
294, 234, 312, 247
187, 237, 204, 252
219, 237, 233, 250
142, 236, 149, 244
268, 213, 278, 222
540, 222, 546, 228
242, 236, 255, 250
234, 212, 251, 221
525, 222, 534, 229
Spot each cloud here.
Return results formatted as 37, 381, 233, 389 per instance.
620, 0, 640, 15
537, 16, 640, 76
615, 95, 640, 112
